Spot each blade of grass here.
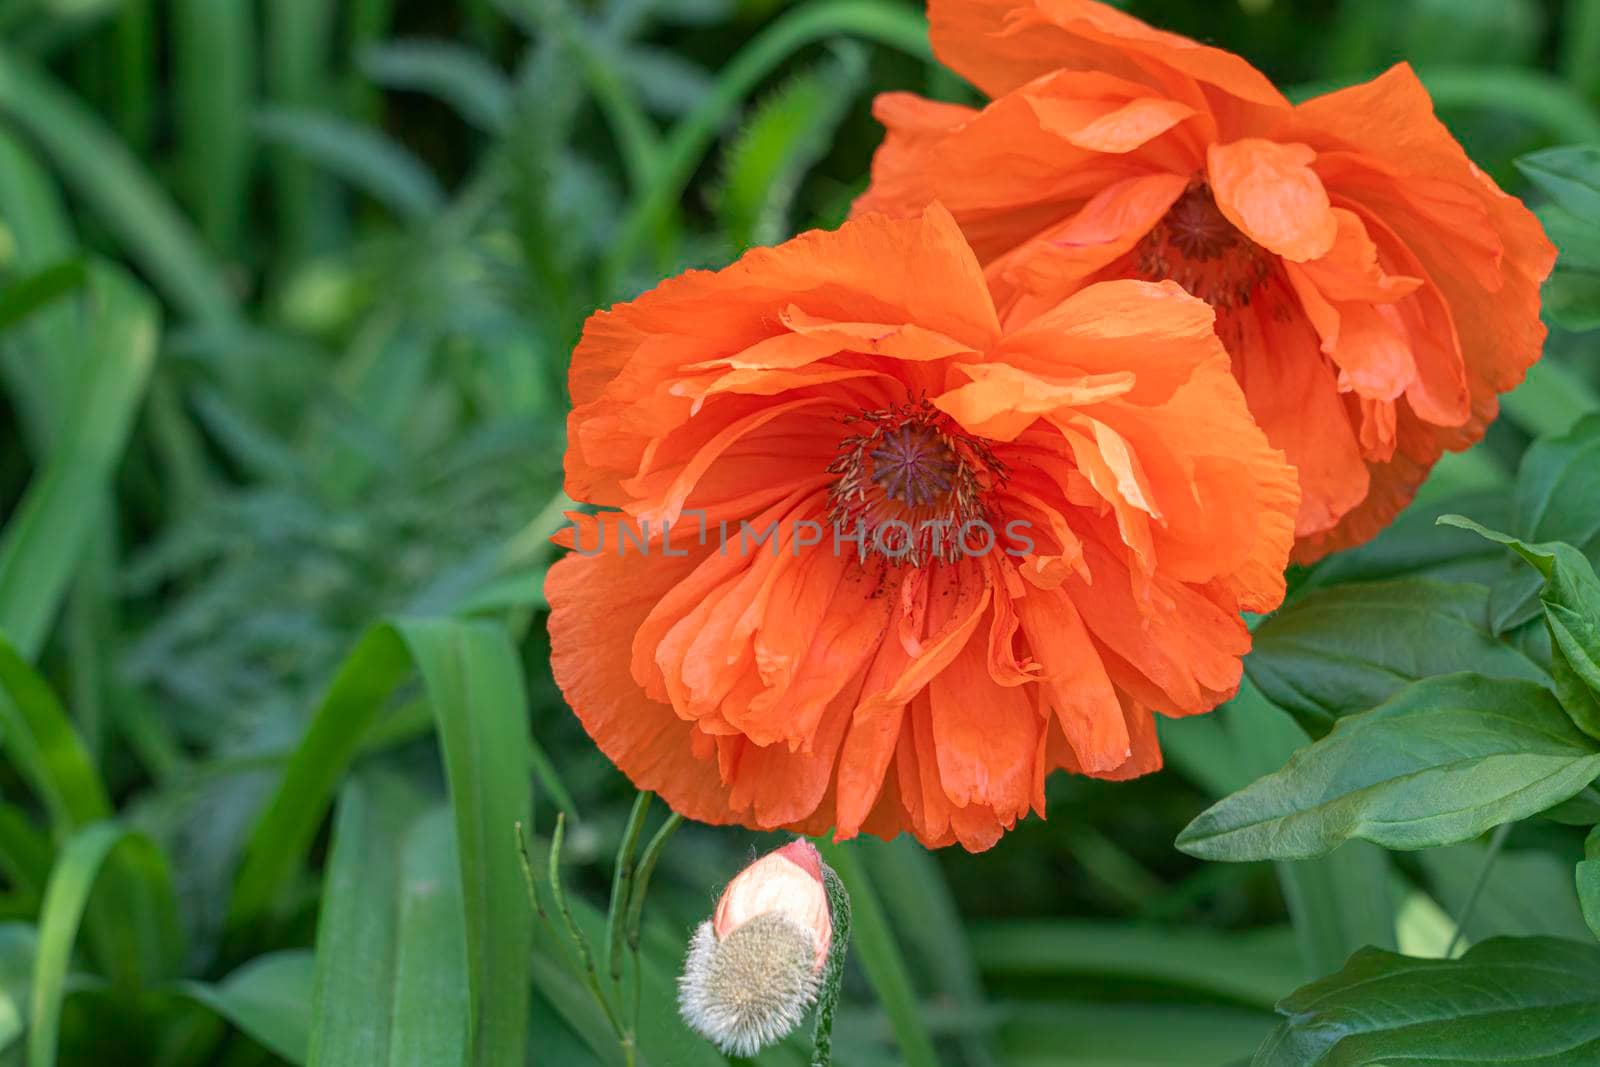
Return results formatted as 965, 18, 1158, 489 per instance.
0, 637, 112, 831
0, 260, 84, 333
0, 637, 181, 989
601, 0, 931, 291
173, 0, 255, 250
0, 264, 158, 659
361, 39, 512, 134
176, 950, 314, 1066
0, 47, 235, 322
30, 822, 174, 1067
390, 809, 471, 1067
816, 841, 939, 1067
266, 0, 335, 269
305, 775, 427, 1066
1565, 0, 1600, 99
855, 837, 1000, 1067
391, 618, 532, 1067
255, 108, 444, 222
226, 624, 412, 933
228, 618, 532, 1066
0, 128, 83, 450
1160, 677, 1398, 978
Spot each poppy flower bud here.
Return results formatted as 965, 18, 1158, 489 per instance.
679, 840, 834, 1056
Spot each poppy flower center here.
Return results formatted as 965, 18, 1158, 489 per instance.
1135, 179, 1270, 310
826, 400, 999, 565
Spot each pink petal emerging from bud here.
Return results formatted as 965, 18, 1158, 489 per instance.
712, 839, 832, 970
679, 839, 835, 1056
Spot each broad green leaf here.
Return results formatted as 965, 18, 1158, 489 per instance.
1248, 578, 1545, 736
1519, 144, 1600, 220
1254, 937, 1600, 1065
1177, 674, 1600, 861
177, 950, 314, 1065
255, 107, 444, 221
1485, 415, 1600, 631
0, 128, 84, 453
1442, 515, 1600, 738
1579, 827, 1600, 941
0, 264, 157, 659
230, 617, 531, 1067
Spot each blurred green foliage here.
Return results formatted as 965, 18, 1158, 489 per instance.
0, 0, 1596, 1064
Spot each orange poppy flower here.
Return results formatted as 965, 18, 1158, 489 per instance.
547, 206, 1298, 850
855, 0, 1555, 562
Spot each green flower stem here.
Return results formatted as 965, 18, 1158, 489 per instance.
810, 861, 853, 1067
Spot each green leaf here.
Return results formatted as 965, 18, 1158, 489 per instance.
1442, 515, 1600, 738
305, 775, 432, 1067
817, 842, 939, 1067
1298, 489, 1511, 590
1162, 679, 1398, 975
856, 837, 1000, 1066
1519, 144, 1600, 220
0, 48, 235, 323
970, 920, 1301, 1009
0, 260, 84, 335
1254, 937, 1600, 1065
1001, 1002, 1273, 1067
255, 107, 444, 222
230, 617, 531, 1067
0, 637, 112, 833
1487, 414, 1600, 632
0, 264, 158, 659
1248, 578, 1545, 737
1579, 826, 1600, 943
1420, 843, 1593, 944
603, 0, 933, 289
308, 790, 472, 1067
0, 639, 180, 991
361, 39, 511, 134
30, 823, 172, 1067
177, 950, 314, 1065
172, 0, 255, 249
1177, 674, 1600, 862
1517, 146, 1600, 332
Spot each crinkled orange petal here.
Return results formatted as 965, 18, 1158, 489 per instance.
1207, 139, 1337, 262
928, 0, 1286, 109
550, 204, 1299, 851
